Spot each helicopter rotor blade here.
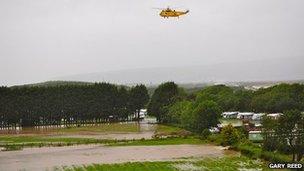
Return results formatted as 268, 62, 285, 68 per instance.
152, 7, 164, 10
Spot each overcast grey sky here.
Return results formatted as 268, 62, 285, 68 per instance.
0, 0, 304, 86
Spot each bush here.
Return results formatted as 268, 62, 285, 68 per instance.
261, 151, 291, 163
236, 126, 248, 139
220, 124, 240, 146
237, 143, 261, 159
262, 136, 278, 152
236, 141, 291, 162
201, 129, 211, 139
276, 142, 292, 154
2, 145, 23, 151
207, 134, 222, 145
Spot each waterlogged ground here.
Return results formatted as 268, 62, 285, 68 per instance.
0, 118, 157, 141
0, 118, 263, 171
66, 156, 265, 171
0, 144, 233, 171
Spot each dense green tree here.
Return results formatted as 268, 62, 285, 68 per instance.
234, 89, 253, 112
221, 124, 241, 146
251, 84, 304, 113
147, 82, 180, 122
276, 110, 304, 161
0, 83, 148, 128
190, 100, 221, 132
195, 85, 247, 112
262, 109, 304, 161
129, 85, 149, 120
261, 115, 279, 151
167, 100, 192, 125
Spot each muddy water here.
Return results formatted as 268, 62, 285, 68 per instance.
0, 118, 157, 140
0, 144, 229, 171
53, 131, 155, 140
52, 119, 157, 140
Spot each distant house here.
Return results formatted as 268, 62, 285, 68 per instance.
222, 112, 238, 119
252, 113, 265, 121
237, 112, 254, 120
267, 113, 283, 120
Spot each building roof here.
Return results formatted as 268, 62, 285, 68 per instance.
222, 112, 238, 115
238, 112, 254, 116
267, 113, 283, 117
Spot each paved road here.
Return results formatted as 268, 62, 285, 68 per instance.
0, 144, 226, 171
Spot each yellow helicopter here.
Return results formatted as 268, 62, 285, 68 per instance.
153, 7, 189, 18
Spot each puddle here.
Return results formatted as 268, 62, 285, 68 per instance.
0, 144, 226, 171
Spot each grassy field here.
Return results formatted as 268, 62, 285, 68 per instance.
0, 136, 97, 144
154, 124, 186, 134
64, 156, 270, 171
107, 137, 206, 146
0, 135, 206, 150
153, 124, 192, 139
0, 135, 116, 150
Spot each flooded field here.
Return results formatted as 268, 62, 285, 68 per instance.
0, 144, 234, 171
0, 118, 238, 171
53, 132, 154, 140
0, 118, 157, 140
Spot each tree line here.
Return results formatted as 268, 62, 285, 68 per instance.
147, 82, 304, 133
262, 109, 304, 161
0, 83, 149, 128
1, 81, 303, 130
147, 82, 304, 161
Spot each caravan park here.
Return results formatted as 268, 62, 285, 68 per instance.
1, 0, 304, 170
0, 82, 304, 170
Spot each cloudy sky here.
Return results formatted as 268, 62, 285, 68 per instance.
0, 0, 304, 86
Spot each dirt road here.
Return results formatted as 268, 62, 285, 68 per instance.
0, 144, 227, 171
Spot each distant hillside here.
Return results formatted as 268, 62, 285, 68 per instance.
9, 81, 209, 96
9, 79, 304, 97
54, 57, 304, 85
10, 81, 93, 88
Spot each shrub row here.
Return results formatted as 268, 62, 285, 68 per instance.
235, 142, 291, 163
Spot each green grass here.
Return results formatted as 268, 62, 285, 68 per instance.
64, 156, 269, 171
0, 135, 117, 149
232, 141, 292, 164
0, 135, 206, 149
153, 124, 192, 139
155, 124, 185, 134
107, 137, 206, 146
65, 162, 174, 171
0, 135, 105, 144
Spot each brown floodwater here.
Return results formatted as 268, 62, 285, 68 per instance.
0, 144, 233, 171
0, 119, 157, 140
52, 131, 155, 140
